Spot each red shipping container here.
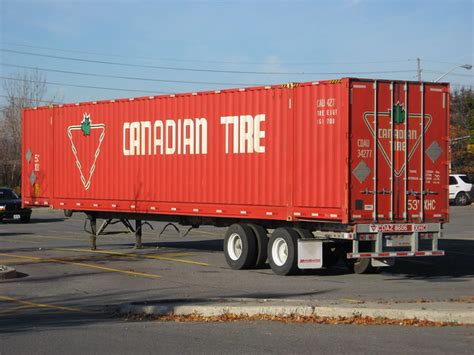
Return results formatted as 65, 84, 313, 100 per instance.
22, 79, 449, 225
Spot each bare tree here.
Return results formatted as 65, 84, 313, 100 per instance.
0, 70, 50, 187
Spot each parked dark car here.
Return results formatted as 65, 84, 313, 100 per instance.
0, 187, 32, 223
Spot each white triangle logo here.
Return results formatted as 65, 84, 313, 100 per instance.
67, 113, 106, 190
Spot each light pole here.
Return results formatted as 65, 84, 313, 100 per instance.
434, 64, 472, 82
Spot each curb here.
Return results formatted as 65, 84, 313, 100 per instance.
0, 265, 17, 280
117, 298, 474, 325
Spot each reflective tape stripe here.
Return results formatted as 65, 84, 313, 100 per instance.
348, 251, 445, 258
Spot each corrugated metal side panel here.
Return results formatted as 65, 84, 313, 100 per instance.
22, 107, 53, 204
292, 81, 349, 220
46, 87, 291, 217
418, 83, 450, 222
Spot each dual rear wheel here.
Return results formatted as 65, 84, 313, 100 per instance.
268, 228, 300, 276
224, 223, 268, 270
223, 225, 303, 276
224, 224, 378, 275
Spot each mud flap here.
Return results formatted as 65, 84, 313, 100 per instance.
297, 239, 323, 269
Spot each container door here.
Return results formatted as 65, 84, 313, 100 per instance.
349, 80, 448, 223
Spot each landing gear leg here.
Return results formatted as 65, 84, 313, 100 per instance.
135, 220, 143, 249
89, 216, 97, 250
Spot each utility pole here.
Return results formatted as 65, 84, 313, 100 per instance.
417, 58, 422, 81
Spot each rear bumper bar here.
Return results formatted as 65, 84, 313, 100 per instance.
347, 250, 445, 259
346, 222, 443, 259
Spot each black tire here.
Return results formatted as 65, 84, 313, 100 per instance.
247, 224, 268, 268
268, 228, 300, 276
224, 224, 258, 270
343, 241, 379, 274
455, 192, 469, 206
345, 257, 378, 274
64, 209, 73, 217
20, 213, 31, 223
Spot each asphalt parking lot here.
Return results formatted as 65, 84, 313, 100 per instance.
0, 206, 473, 353
1, 206, 473, 307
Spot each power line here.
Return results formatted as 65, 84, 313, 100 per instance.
423, 59, 472, 66
0, 41, 416, 66
0, 48, 417, 76
1, 84, 470, 109
0, 76, 167, 94
0, 94, 60, 105
423, 69, 474, 77
1, 63, 263, 86
450, 83, 473, 88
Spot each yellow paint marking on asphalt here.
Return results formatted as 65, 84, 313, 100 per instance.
48, 229, 97, 236
1, 233, 86, 243
0, 295, 94, 314
55, 248, 210, 266
0, 305, 34, 314
339, 298, 365, 304
0, 252, 161, 279
0, 258, 34, 265
54, 248, 195, 259
153, 252, 195, 258
145, 254, 209, 266
194, 230, 222, 237
0, 237, 43, 244
2, 254, 119, 264
34, 234, 86, 242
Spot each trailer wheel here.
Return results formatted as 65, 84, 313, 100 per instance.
268, 228, 299, 276
346, 258, 379, 274
247, 224, 268, 268
343, 242, 379, 274
224, 224, 257, 270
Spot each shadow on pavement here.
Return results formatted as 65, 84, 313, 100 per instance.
0, 218, 66, 225
0, 309, 112, 334
0, 232, 35, 237
129, 239, 224, 252
132, 238, 474, 281
378, 239, 474, 281
29, 217, 67, 224
0, 290, 161, 334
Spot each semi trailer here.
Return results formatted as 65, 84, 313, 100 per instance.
22, 78, 449, 275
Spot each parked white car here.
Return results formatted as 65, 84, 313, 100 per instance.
449, 174, 473, 206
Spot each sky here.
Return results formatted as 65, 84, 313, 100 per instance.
0, 0, 472, 105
